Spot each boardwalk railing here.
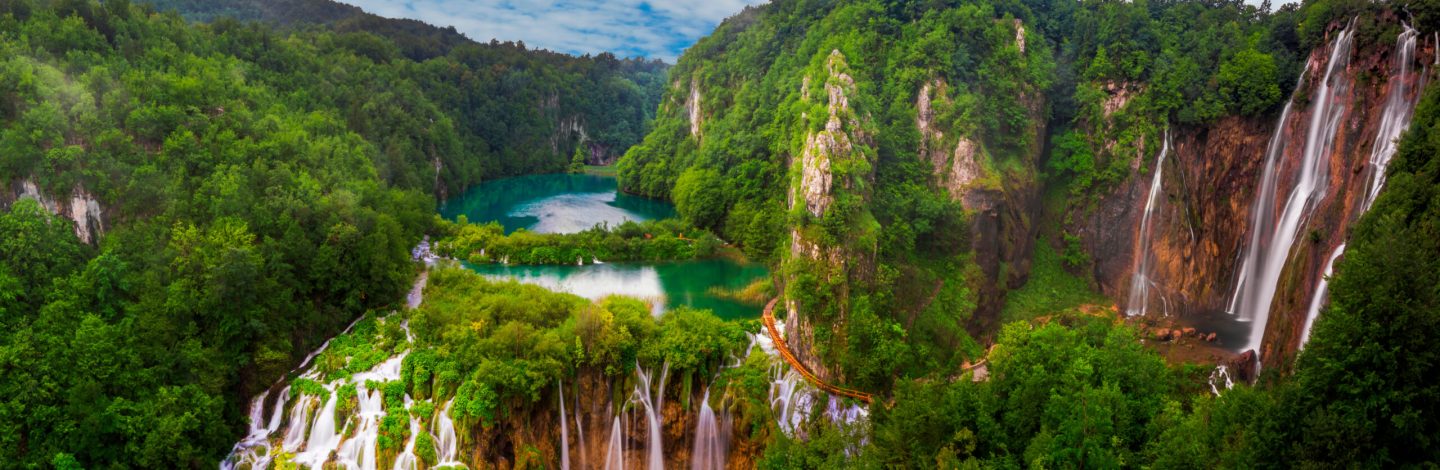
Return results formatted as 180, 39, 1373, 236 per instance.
762, 298, 874, 404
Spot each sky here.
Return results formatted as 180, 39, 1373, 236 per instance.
339, 0, 771, 62
339, 0, 1295, 62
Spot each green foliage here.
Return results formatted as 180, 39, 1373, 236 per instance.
1218, 45, 1282, 116
1001, 241, 1107, 324
435, 217, 723, 265
407, 267, 748, 431
862, 315, 1180, 467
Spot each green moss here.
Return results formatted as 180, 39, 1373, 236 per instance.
1001, 242, 1108, 324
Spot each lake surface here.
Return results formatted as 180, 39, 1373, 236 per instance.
463, 259, 770, 320
442, 173, 768, 319
438, 173, 676, 234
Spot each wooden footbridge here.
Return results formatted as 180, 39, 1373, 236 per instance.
761, 298, 874, 404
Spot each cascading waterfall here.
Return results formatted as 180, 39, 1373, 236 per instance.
574, 391, 589, 470
633, 363, 666, 470
1227, 24, 1354, 362
599, 362, 668, 470
266, 386, 291, 434
224, 265, 429, 470
433, 400, 461, 466
281, 395, 314, 451
1297, 24, 1425, 351
1125, 128, 1173, 317
1208, 365, 1235, 396
1363, 25, 1423, 213
691, 387, 731, 470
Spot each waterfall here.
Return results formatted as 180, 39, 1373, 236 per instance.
691, 387, 730, 470
266, 386, 291, 433
296, 391, 341, 468
1227, 24, 1354, 363
281, 395, 314, 451
559, 382, 571, 470
632, 363, 665, 470
574, 389, 589, 470
604, 416, 624, 470
1298, 26, 1422, 350
1208, 365, 1235, 396
433, 400, 461, 466
1363, 25, 1423, 212
1300, 244, 1346, 349
1125, 128, 1173, 317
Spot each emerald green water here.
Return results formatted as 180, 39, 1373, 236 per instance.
438, 173, 676, 234
462, 259, 769, 320
441, 174, 768, 319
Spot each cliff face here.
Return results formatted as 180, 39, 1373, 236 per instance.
1079, 17, 1433, 369
1077, 115, 1273, 317
3, 179, 106, 245
454, 367, 762, 469
913, 19, 1047, 334
783, 50, 877, 383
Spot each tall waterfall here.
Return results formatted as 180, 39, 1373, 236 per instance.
599, 363, 669, 470
1299, 25, 1424, 349
392, 396, 422, 470
1125, 128, 1173, 317
634, 363, 666, 470
1227, 24, 1354, 362
1363, 25, 1423, 212
558, 382, 571, 470
691, 387, 731, 470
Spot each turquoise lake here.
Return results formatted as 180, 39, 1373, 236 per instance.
441, 174, 768, 319
438, 173, 676, 234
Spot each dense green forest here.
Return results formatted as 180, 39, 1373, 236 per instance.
3, 0, 1439, 467
136, 0, 669, 194
0, 0, 661, 467
614, 0, 1440, 466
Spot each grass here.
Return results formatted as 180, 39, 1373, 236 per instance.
1001, 240, 1109, 324
584, 165, 617, 176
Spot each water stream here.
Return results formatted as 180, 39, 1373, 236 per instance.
1126, 129, 1172, 317
1227, 24, 1354, 364
1296, 25, 1423, 349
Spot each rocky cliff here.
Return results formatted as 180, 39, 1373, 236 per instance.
3, 179, 106, 245
1076, 15, 1434, 370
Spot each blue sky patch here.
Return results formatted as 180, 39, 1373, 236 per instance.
341, 0, 771, 62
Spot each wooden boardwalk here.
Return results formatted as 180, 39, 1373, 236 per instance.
762, 298, 874, 404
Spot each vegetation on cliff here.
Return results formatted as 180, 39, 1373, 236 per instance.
433, 217, 724, 265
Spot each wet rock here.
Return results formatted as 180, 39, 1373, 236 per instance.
1226, 350, 1258, 383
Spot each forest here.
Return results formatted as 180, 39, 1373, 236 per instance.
1, 0, 1438, 468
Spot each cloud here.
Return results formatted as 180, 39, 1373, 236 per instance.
338, 0, 770, 62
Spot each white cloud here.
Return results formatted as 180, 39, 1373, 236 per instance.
338, 0, 770, 61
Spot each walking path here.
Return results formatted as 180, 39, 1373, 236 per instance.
761, 298, 874, 404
